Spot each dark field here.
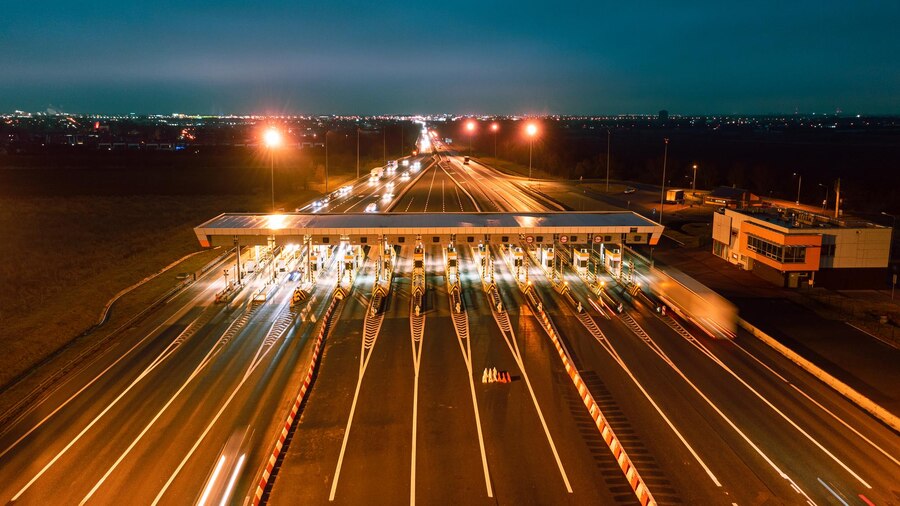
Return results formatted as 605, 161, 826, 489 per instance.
0, 148, 360, 388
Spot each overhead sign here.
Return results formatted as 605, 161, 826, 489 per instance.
593, 235, 603, 244
559, 235, 568, 244
525, 235, 534, 244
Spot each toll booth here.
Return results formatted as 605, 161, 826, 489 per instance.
513, 247, 524, 267
343, 250, 357, 273
605, 245, 622, 278
573, 248, 589, 274
413, 245, 425, 271
541, 247, 555, 270
446, 245, 458, 279
309, 251, 321, 274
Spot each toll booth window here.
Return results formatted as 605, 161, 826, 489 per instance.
360, 237, 368, 244
432, 236, 440, 243
467, 236, 474, 243
322, 237, 330, 244
449, 259, 457, 267
398, 237, 405, 243
569, 236, 577, 243
604, 235, 612, 242
536, 236, 543, 243
633, 235, 642, 242
415, 260, 423, 268
501, 236, 509, 243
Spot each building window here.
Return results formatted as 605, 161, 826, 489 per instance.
713, 240, 726, 257
821, 244, 835, 257
746, 234, 807, 263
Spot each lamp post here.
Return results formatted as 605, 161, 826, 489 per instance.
692, 163, 698, 192
793, 172, 802, 205
526, 122, 538, 180
659, 138, 669, 224
324, 130, 330, 194
490, 122, 499, 158
465, 120, 476, 156
356, 127, 360, 180
605, 128, 611, 193
263, 127, 282, 213
818, 183, 829, 212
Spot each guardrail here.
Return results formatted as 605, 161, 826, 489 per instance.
739, 318, 900, 432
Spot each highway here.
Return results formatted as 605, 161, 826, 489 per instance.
1, 137, 898, 505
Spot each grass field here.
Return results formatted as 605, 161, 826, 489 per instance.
0, 187, 319, 390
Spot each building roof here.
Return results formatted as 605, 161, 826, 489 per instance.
707, 186, 751, 200
194, 211, 664, 247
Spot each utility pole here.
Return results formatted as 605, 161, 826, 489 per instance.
356, 127, 360, 179
324, 130, 329, 194
605, 128, 611, 193
659, 138, 669, 224
383, 127, 386, 164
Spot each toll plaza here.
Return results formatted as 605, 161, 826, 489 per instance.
194, 211, 663, 289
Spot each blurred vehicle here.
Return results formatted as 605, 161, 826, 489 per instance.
365, 202, 378, 213
463, 156, 470, 164
401, 159, 410, 167
386, 181, 394, 190
382, 192, 394, 201
400, 171, 410, 180
624, 187, 636, 194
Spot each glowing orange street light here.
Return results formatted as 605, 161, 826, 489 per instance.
525, 122, 539, 180
263, 128, 282, 212
465, 120, 476, 155
490, 122, 499, 158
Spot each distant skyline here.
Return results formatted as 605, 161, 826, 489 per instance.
1, 1, 898, 115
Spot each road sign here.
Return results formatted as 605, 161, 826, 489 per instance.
593, 235, 603, 244
525, 236, 534, 244
559, 235, 568, 244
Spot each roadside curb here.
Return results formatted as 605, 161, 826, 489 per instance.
252, 289, 344, 505
739, 318, 900, 433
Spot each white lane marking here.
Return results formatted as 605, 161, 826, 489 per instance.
329, 264, 385, 501
9, 307, 218, 501
0, 279, 221, 456
607, 310, 816, 502
817, 477, 849, 506
221, 454, 246, 506
452, 257, 493, 497
198, 455, 226, 506
845, 321, 900, 350
665, 317, 873, 488
150, 301, 296, 505
77, 303, 251, 504
423, 166, 438, 212
731, 339, 900, 468
554, 268, 722, 486
489, 284, 573, 493
729, 339, 790, 383
790, 384, 900, 468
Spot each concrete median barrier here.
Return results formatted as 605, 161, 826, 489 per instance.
252, 290, 343, 505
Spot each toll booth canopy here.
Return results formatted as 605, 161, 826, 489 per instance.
194, 212, 664, 248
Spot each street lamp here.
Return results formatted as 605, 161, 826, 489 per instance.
465, 120, 476, 156
525, 122, 539, 180
490, 122, 499, 158
818, 183, 829, 212
605, 128, 611, 193
263, 127, 282, 213
793, 172, 802, 205
323, 130, 332, 194
692, 164, 699, 192
659, 138, 669, 224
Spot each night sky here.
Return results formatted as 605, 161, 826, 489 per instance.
1, 1, 897, 115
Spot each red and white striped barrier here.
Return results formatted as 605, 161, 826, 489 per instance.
530, 290, 656, 506
252, 292, 342, 505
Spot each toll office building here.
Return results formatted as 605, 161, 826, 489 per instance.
711, 207, 892, 289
